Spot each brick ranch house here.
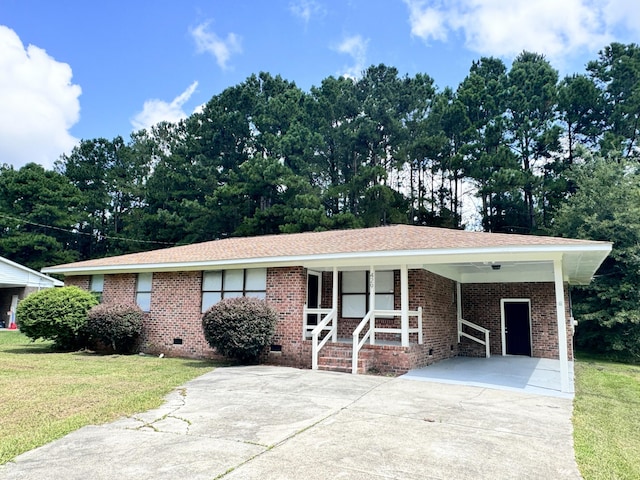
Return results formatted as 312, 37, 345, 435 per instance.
42, 225, 610, 393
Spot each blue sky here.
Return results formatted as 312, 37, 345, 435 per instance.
1, 0, 639, 169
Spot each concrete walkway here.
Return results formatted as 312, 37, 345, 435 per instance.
403, 356, 575, 398
0, 366, 581, 480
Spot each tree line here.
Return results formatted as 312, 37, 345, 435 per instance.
1, 42, 639, 357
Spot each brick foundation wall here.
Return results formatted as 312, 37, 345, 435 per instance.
461, 283, 573, 360
358, 343, 417, 376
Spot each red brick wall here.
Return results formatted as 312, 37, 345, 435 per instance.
65, 268, 311, 363
461, 283, 573, 360
265, 266, 310, 367
321, 271, 333, 309
65, 276, 90, 290
409, 269, 458, 367
141, 272, 209, 357
64, 269, 572, 370
101, 274, 136, 304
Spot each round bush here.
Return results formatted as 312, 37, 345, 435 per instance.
17, 286, 99, 349
202, 297, 277, 362
85, 303, 144, 353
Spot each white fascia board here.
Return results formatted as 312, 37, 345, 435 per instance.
42, 243, 612, 276
42, 256, 324, 275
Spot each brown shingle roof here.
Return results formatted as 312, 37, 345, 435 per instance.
44, 225, 606, 271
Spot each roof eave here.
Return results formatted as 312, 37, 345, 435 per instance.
42, 243, 612, 277
0, 256, 64, 286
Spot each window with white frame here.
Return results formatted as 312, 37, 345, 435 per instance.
90, 274, 104, 302
202, 268, 267, 312
341, 270, 394, 318
136, 273, 153, 312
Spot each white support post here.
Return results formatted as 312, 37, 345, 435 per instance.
554, 258, 570, 393
369, 266, 376, 345
456, 282, 462, 343
401, 264, 409, 347
332, 266, 338, 343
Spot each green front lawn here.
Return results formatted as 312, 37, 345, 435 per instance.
573, 354, 640, 480
0, 331, 216, 464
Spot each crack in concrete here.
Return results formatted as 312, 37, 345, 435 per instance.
214, 375, 395, 479
127, 386, 191, 433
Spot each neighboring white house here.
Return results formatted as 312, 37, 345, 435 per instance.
0, 256, 63, 328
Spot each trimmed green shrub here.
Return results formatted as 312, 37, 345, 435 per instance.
85, 303, 144, 353
16, 286, 99, 349
202, 297, 277, 362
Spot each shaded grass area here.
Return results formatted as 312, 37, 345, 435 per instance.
0, 331, 217, 464
574, 353, 640, 480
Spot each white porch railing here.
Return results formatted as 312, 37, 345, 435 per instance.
308, 306, 337, 370
352, 307, 423, 374
459, 318, 490, 358
303, 305, 335, 340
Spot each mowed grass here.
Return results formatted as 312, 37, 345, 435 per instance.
0, 331, 216, 464
573, 354, 640, 480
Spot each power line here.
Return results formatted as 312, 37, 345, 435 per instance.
0, 212, 176, 246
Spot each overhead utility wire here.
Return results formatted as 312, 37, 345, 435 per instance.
0, 212, 176, 246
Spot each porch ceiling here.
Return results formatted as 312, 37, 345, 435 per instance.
424, 261, 556, 284
425, 248, 608, 284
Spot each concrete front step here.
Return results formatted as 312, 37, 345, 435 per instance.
317, 355, 368, 374
316, 342, 379, 373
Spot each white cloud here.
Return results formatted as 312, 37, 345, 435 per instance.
405, 2, 448, 41
190, 22, 242, 70
131, 81, 199, 131
334, 34, 369, 80
403, 0, 623, 61
0, 25, 81, 169
289, 0, 326, 24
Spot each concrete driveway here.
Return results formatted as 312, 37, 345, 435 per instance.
0, 366, 581, 480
